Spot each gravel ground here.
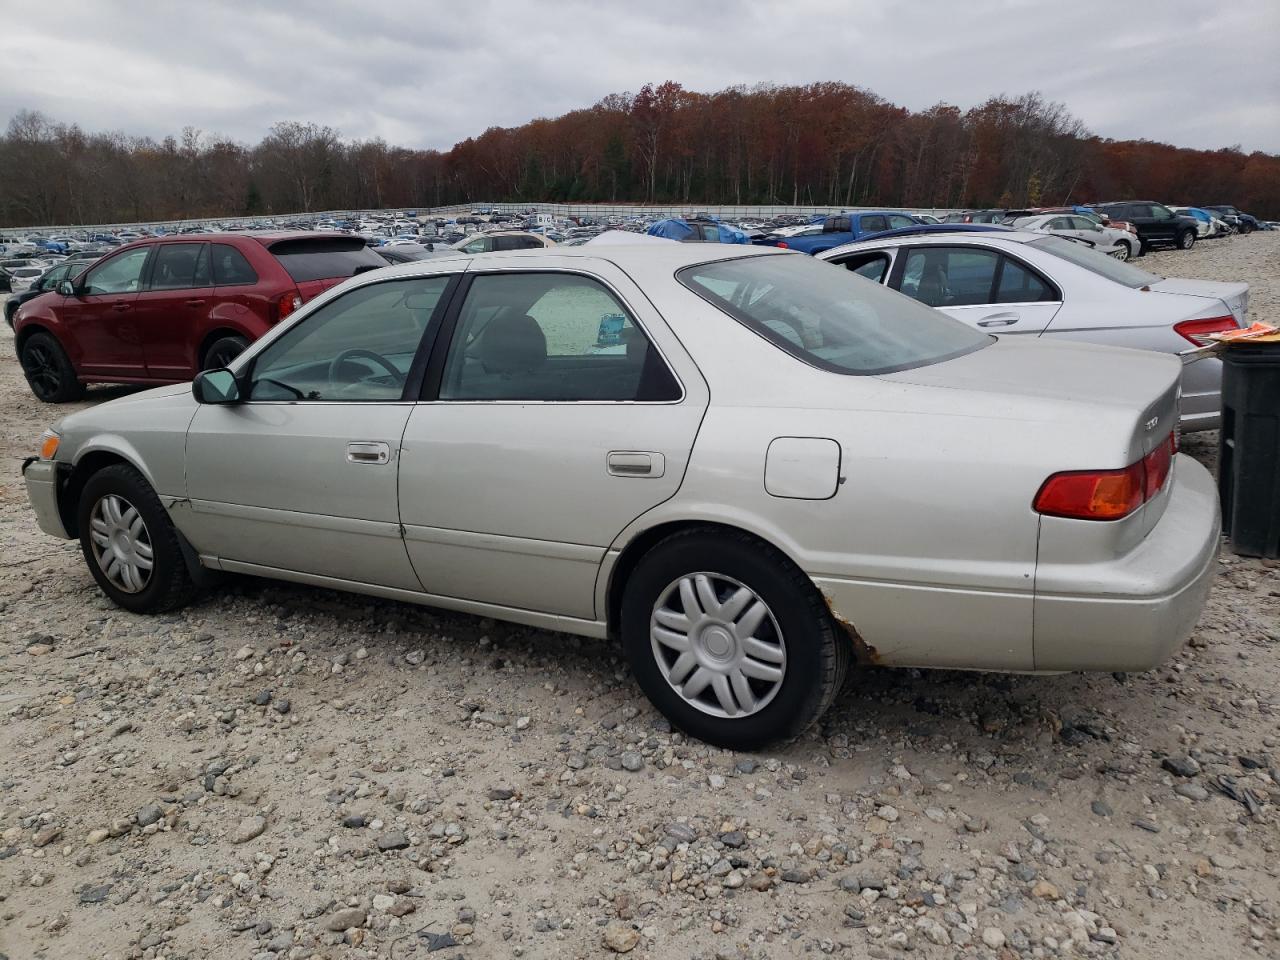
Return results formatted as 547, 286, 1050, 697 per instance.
1, 234, 1278, 960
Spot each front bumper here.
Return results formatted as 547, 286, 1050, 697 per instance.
1032, 454, 1221, 672
22, 457, 71, 539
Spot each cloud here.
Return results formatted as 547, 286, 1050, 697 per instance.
0, 0, 1275, 152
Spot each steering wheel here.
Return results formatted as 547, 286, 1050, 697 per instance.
327, 349, 405, 392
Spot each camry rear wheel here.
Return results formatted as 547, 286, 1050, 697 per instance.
621, 529, 849, 749
78, 464, 197, 614
20, 332, 84, 403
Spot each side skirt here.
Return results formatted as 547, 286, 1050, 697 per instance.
201, 555, 609, 640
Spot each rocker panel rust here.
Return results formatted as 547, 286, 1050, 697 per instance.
821, 590, 881, 665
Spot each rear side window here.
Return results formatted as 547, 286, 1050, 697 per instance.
899, 248, 1000, 307
860, 215, 888, 233
151, 243, 209, 290
678, 254, 990, 376
267, 237, 386, 282
440, 272, 680, 402
996, 259, 1056, 303
212, 244, 259, 286
836, 252, 892, 283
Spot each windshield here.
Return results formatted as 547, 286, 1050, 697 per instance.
1029, 235, 1162, 288
678, 254, 991, 376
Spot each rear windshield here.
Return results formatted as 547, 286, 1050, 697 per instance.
678, 254, 991, 376
266, 237, 386, 282
1029, 235, 1162, 288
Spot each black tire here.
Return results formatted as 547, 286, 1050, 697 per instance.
1178, 230, 1196, 250
1114, 241, 1132, 262
19, 331, 85, 403
1239, 222, 1253, 235
620, 528, 849, 749
77, 463, 198, 614
4, 299, 17, 330
202, 335, 249, 371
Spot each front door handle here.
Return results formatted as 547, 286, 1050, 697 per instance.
111, 302, 131, 312
347, 441, 391, 465
186, 298, 206, 307
977, 312, 1020, 328
607, 451, 666, 478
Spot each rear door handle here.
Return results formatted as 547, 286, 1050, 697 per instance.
186, 299, 206, 307
977, 312, 1020, 328
347, 441, 391, 465
607, 451, 665, 478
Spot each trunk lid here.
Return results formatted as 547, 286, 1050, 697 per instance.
1149, 278, 1249, 325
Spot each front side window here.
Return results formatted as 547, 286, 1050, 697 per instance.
678, 254, 990, 376
461, 237, 492, 254
836, 252, 891, 283
150, 243, 208, 290
440, 272, 679, 401
247, 276, 450, 401
888, 214, 915, 229
899, 247, 1000, 307
1152, 205, 1175, 220
83, 247, 151, 295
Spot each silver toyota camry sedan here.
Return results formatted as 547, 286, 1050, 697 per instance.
22, 244, 1220, 748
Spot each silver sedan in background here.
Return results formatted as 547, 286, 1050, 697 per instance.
22, 245, 1219, 748
819, 230, 1249, 430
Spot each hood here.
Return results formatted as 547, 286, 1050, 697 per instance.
1149, 278, 1249, 324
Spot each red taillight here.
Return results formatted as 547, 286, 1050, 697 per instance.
1034, 432, 1176, 521
275, 291, 303, 323
1174, 315, 1238, 346
1142, 434, 1174, 500
776, 241, 789, 249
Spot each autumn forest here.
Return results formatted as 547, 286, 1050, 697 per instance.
2, 81, 1277, 227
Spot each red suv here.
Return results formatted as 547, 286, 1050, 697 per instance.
14, 232, 387, 402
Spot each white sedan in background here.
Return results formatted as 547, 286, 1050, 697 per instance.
1010, 213, 1138, 260
819, 230, 1248, 430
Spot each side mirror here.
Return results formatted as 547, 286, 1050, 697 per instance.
192, 368, 242, 404
57, 280, 76, 296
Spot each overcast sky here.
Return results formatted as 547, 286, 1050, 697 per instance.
1, 0, 1276, 154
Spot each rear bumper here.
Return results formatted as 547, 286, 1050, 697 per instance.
1032, 455, 1220, 672
22, 457, 71, 539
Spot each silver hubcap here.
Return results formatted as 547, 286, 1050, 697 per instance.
650, 572, 786, 719
89, 494, 153, 593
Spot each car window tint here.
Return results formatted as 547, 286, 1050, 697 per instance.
150, 244, 205, 290
887, 215, 915, 229
860, 215, 888, 233
462, 237, 491, 253
248, 276, 449, 402
192, 244, 212, 286
440, 272, 679, 402
679, 254, 990, 376
211, 244, 259, 285
899, 247, 999, 307
268, 237, 387, 282
996, 258, 1056, 303
83, 247, 151, 295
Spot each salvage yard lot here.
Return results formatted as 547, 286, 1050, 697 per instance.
1, 235, 1278, 959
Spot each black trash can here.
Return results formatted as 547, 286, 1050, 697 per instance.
1218, 341, 1280, 558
